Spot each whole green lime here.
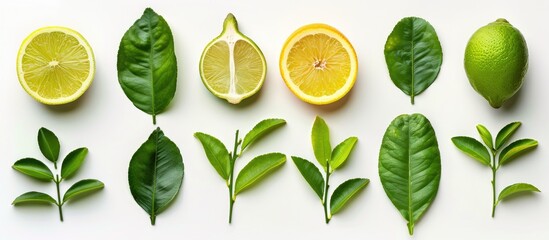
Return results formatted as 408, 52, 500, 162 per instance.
464, 19, 528, 108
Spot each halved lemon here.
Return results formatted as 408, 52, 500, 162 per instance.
17, 26, 95, 105
279, 24, 358, 105
199, 14, 266, 104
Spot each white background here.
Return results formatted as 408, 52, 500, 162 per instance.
1, 0, 548, 239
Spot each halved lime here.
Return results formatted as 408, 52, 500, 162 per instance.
199, 14, 266, 104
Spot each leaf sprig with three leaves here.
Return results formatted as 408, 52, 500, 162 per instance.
292, 116, 369, 223
195, 118, 286, 223
452, 122, 540, 217
12, 127, 104, 222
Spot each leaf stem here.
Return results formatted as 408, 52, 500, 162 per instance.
490, 150, 497, 218
152, 115, 157, 125
55, 175, 64, 222
228, 130, 241, 223
323, 162, 331, 224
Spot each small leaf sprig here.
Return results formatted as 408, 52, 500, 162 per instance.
452, 122, 540, 217
12, 128, 104, 221
292, 116, 369, 223
195, 118, 286, 223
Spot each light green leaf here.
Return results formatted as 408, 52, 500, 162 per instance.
292, 156, 324, 200
451, 136, 491, 167
476, 124, 494, 151
61, 147, 88, 179
117, 8, 178, 124
312, 116, 331, 168
129, 128, 184, 225
330, 178, 369, 215
384, 17, 442, 104
37, 127, 60, 164
495, 122, 521, 150
194, 132, 231, 180
63, 179, 104, 203
12, 158, 54, 181
13, 191, 57, 205
499, 139, 538, 166
379, 113, 441, 235
234, 153, 286, 195
330, 137, 358, 172
241, 118, 286, 151
497, 183, 540, 204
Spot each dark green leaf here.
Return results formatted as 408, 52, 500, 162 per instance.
129, 128, 184, 225
117, 8, 178, 124
234, 153, 286, 195
476, 124, 494, 151
330, 137, 358, 172
241, 119, 286, 151
495, 122, 521, 150
292, 156, 325, 200
384, 17, 442, 104
12, 191, 57, 205
37, 127, 60, 164
61, 147, 88, 179
194, 132, 230, 180
499, 139, 538, 166
379, 114, 441, 235
451, 136, 491, 167
12, 158, 54, 181
497, 183, 540, 204
63, 179, 104, 203
330, 178, 369, 215
311, 116, 331, 168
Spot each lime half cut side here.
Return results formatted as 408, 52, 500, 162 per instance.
199, 14, 267, 104
17, 26, 95, 105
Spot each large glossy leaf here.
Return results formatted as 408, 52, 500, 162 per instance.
292, 156, 325, 200
312, 116, 331, 168
37, 127, 60, 164
234, 153, 286, 195
451, 136, 491, 167
497, 183, 540, 204
476, 124, 494, 151
12, 158, 54, 181
498, 139, 538, 166
241, 119, 286, 151
330, 137, 358, 172
63, 179, 104, 203
384, 17, 442, 104
495, 122, 521, 150
61, 147, 88, 179
129, 128, 184, 225
379, 114, 441, 235
12, 191, 57, 205
117, 8, 177, 124
330, 178, 369, 215
194, 132, 230, 180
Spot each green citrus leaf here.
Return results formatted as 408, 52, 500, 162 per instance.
61, 147, 88, 179
476, 124, 494, 151
194, 132, 231, 180
292, 156, 324, 200
129, 128, 184, 225
12, 158, 54, 181
63, 179, 104, 203
13, 191, 57, 205
117, 8, 178, 124
451, 136, 491, 167
379, 113, 441, 235
497, 183, 540, 204
330, 137, 358, 172
241, 118, 286, 151
495, 122, 521, 150
499, 139, 538, 166
330, 178, 369, 215
312, 116, 331, 168
384, 17, 442, 104
37, 127, 60, 164
234, 153, 286, 195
